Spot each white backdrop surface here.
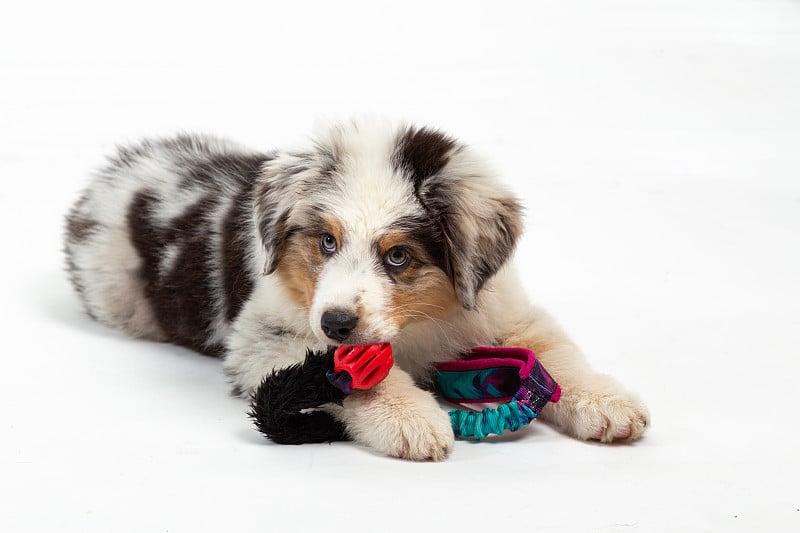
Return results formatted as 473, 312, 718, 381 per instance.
1, 1, 798, 531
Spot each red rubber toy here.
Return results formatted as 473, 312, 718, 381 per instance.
333, 343, 394, 390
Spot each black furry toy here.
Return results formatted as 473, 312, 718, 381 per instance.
248, 343, 394, 444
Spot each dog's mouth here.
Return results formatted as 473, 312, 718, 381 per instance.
311, 324, 397, 348
314, 332, 393, 348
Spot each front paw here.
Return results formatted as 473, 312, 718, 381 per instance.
545, 375, 650, 443
344, 386, 455, 461
382, 401, 454, 461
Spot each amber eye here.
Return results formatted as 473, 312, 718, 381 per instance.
384, 247, 410, 268
320, 233, 338, 255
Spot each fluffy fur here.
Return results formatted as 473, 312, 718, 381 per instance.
65, 118, 649, 460
249, 347, 349, 444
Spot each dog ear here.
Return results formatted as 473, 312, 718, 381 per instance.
423, 172, 523, 310
394, 127, 523, 309
254, 148, 338, 275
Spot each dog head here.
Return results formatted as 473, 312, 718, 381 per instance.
255, 119, 523, 345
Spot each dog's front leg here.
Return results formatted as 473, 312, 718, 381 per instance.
224, 329, 453, 460
330, 366, 454, 461
503, 307, 650, 443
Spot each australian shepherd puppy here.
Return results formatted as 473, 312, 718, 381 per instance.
64, 118, 649, 460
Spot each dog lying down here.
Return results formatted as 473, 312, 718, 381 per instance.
64, 118, 649, 460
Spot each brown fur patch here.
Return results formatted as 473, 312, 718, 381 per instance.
378, 231, 460, 329
275, 234, 325, 309
388, 266, 459, 329
321, 216, 344, 247
377, 231, 411, 255
276, 215, 345, 308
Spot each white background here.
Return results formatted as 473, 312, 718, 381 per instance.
1, 0, 799, 531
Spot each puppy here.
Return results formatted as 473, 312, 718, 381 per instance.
64, 119, 649, 460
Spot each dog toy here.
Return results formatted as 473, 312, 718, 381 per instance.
249, 344, 560, 444
434, 346, 561, 440
249, 343, 393, 444
325, 343, 394, 394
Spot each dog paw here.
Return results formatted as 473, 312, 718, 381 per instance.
545, 375, 649, 443
381, 401, 455, 461
342, 373, 455, 461
577, 391, 649, 443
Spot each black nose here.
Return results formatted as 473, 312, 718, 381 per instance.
321, 310, 358, 342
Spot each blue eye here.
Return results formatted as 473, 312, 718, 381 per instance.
384, 247, 409, 268
320, 233, 338, 255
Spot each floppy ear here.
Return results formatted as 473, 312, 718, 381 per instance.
394, 127, 523, 309
254, 146, 338, 275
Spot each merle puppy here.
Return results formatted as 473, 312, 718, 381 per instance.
65, 119, 649, 460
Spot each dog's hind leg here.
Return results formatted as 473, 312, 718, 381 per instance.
64, 201, 165, 343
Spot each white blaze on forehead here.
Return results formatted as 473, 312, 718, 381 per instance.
335, 163, 423, 239
327, 126, 425, 239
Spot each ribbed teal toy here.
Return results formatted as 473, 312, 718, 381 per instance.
434, 346, 562, 440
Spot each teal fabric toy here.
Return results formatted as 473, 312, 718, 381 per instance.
434, 346, 562, 440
